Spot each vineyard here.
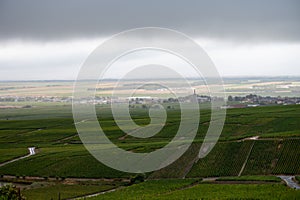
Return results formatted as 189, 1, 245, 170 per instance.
242, 140, 282, 175
273, 139, 300, 174
186, 141, 253, 177
0, 104, 300, 179
0, 104, 299, 199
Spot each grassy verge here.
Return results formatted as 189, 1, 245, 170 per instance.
216, 175, 282, 182
0, 148, 28, 163
22, 183, 116, 200
296, 176, 300, 183
88, 179, 199, 200
88, 180, 300, 200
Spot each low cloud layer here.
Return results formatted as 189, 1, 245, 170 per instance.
0, 1, 300, 80
0, 0, 299, 42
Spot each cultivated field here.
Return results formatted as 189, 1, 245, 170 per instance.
2, 77, 300, 98
0, 103, 299, 199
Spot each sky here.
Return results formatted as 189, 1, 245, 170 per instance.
0, 0, 299, 80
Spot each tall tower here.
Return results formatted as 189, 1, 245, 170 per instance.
191, 89, 197, 103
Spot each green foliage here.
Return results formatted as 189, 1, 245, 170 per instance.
88, 180, 300, 200
242, 140, 282, 175
0, 104, 300, 178
216, 175, 282, 182
0, 148, 28, 163
156, 184, 300, 199
0, 184, 25, 200
22, 183, 116, 200
88, 179, 198, 200
187, 141, 253, 177
0, 146, 131, 178
273, 139, 300, 174
221, 105, 300, 140
129, 174, 146, 185
149, 143, 201, 179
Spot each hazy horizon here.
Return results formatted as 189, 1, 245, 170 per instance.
1, 75, 300, 82
1, 0, 300, 80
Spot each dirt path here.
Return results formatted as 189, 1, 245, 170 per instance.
238, 141, 255, 176
68, 188, 119, 200
278, 176, 300, 190
1, 175, 130, 183
182, 155, 199, 179
0, 147, 36, 167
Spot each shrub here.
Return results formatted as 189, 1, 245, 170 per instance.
0, 184, 26, 200
129, 174, 145, 185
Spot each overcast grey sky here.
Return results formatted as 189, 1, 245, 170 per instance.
0, 0, 299, 80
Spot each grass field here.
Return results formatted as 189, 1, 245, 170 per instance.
88, 179, 199, 200
22, 183, 116, 200
88, 180, 300, 200
216, 175, 282, 182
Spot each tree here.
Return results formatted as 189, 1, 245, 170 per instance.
0, 184, 26, 200
129, 174, 145, 185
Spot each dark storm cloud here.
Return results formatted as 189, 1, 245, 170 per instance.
0, 0, 299, 42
